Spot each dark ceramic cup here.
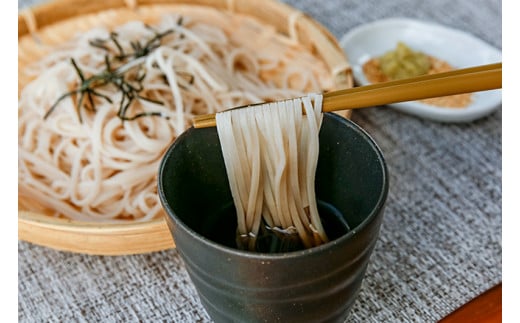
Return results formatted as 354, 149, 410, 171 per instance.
158, 113, 389, 323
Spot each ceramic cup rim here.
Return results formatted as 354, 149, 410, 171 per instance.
158, 113, 389, 260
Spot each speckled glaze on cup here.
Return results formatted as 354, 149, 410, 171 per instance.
158, 113, 389, 323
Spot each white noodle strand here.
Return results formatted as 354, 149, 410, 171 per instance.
216, 94, 328, 249
19, 13, 332, 222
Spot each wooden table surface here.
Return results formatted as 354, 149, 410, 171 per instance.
440, 283, 502, 323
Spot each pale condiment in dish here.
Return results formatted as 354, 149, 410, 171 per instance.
340, 18, 502, 122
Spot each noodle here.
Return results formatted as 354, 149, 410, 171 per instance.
18, 12, 334, 222
215, 94, 328, 250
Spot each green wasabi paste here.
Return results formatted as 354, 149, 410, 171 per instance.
379, 42, 431, 80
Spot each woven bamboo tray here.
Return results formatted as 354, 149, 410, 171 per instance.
18, 0, 353, 255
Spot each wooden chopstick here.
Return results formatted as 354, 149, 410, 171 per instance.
192, 63, 502, 128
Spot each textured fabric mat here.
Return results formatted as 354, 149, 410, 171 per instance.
18, 0, 502, 322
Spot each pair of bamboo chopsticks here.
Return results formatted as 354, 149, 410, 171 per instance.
192, 62, 501, 128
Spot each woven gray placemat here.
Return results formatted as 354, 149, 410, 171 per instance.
18, 0, 502, 322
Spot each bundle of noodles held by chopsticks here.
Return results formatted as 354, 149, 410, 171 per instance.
216, 94, 328, 252
18, 12, 334, 222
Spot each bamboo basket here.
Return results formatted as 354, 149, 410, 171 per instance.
18, 0, 353, 255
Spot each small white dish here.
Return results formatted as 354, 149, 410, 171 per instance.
339, 18, 502, 123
